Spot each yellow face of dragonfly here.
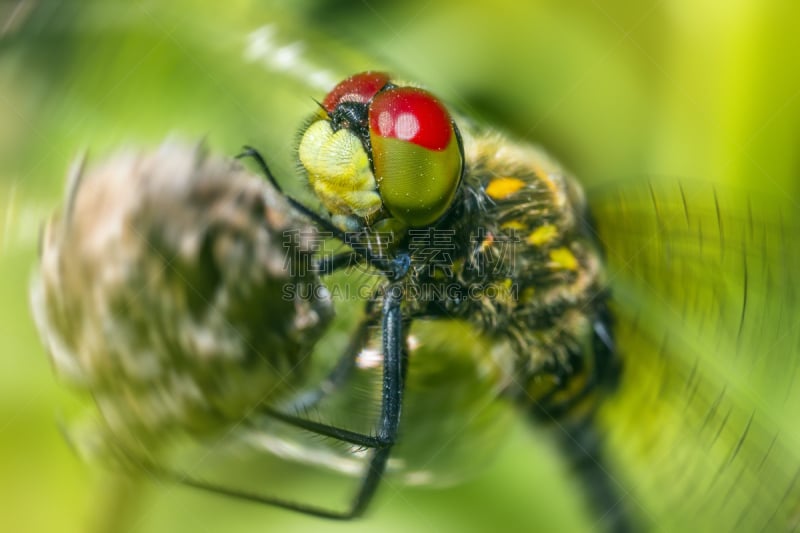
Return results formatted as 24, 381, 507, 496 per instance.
298, 72, 463, 231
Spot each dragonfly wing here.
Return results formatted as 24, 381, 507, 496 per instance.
588, 180, 800, 531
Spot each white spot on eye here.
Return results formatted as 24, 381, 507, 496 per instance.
394, 113, 419, 141
378, 111, 393, 136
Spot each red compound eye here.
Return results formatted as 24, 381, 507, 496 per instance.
322, 71, 390, 113
368, 87, 453, 151
366, 85, 462, 227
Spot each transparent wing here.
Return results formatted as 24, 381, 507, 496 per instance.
588, 179, 800, 531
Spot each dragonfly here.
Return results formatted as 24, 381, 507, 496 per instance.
18, 3, 800, 532
224, 68, 623, 522
235, 68, 800, 531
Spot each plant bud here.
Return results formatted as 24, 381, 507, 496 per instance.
30, 139, 332, 457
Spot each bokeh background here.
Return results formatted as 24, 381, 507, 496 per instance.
1, 1, 799, 532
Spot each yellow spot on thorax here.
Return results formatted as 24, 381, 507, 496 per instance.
549, 247, 579, 271
500, 220, 526, 231
526, 224, 558, 246
485, 177, 526, 200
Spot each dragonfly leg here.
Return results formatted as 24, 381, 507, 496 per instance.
316, 251, 358, 275
264, 285, 403, 453
126, 283, 406, 519
260, 283, 405, 517
342, 285, 405, 518
287, 298, 379, 411
237, 145, 392, 273
236, 145, 347, 237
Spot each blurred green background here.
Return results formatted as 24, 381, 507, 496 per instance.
1, 1, 799, 532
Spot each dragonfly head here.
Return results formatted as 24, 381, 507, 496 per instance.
298, 71, 464, 231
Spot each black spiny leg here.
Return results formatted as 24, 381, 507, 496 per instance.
262, 284, 406, 517
236, 146, 344, 236
347, 283, 405, 517
224, 146, 409, 517
288, 298, 379, 411
263, 284, 404, 451
127, 283, 407, 519
237, 146, 392, 274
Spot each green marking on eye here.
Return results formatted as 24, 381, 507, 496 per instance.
370, 133, 462, 227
